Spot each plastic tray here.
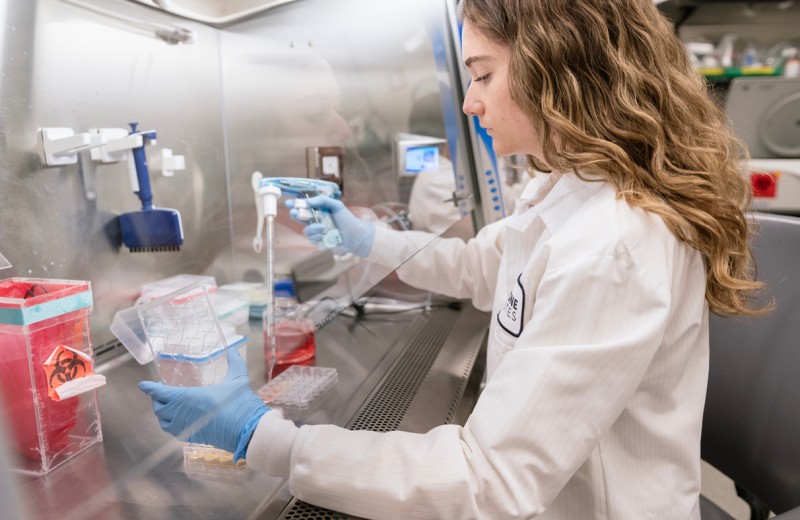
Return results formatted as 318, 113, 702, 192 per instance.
137, 281, 232, 387
183, 444, 245, 468
257, 366, 337, 409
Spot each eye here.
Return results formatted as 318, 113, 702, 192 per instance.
473, 73, 491, 83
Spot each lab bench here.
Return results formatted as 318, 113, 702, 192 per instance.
15, 299, 489, 520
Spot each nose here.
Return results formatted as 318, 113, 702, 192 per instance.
462, 87, 483, 117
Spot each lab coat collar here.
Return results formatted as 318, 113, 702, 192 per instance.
512, 171, 608, 236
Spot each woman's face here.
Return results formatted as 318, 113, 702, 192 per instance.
461, 21, 543, 160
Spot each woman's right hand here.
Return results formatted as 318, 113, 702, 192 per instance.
286, 196, 375, 257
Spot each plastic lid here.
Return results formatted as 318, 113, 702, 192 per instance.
250, 279, 295, 301
111, 305, 151, 364
211, 291, 249, 322
137, 274, 217, 305
137, 281, 226, 363
0, 278, 93, 326
274, 278, 295, 298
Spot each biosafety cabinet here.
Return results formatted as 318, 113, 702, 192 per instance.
0, 0, 497, 518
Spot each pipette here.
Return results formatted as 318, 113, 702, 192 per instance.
257, 177, 343, 250
252, 172, 282, 381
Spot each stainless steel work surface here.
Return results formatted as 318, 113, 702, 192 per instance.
14, 301, 489, 520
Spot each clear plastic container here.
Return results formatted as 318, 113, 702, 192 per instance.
210, 289, 249, 329
113, 284, 246, 365
183, 443, 246, 467
110, 305, 152, 364
155, 335, 247, 387
136, 274, 217, 305
183, 444, 247, 482
257, 365, 337, 410
266, 297, 316, 371
0, 278, 103, 476
249, 277, 294, 319
137, 281, 249, 467
137, 281, 235, 387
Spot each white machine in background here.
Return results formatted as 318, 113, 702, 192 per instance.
747, 159, 800, 215
726, 77, 800, 215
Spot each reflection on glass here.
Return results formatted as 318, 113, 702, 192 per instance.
226, 75, 430, 303
220, 0, 469, 319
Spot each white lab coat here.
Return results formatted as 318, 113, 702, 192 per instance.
248, 171, 708, 519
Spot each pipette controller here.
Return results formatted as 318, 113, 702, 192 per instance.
258, 177, 343, 250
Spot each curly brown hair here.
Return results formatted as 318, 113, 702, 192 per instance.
459, 0, 768, 317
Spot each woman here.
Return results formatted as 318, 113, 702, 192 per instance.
140, 0, 766, 517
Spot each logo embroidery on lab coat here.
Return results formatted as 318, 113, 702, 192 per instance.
497, 274, 525, 337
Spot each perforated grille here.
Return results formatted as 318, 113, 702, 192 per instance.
346, 310, 458, 432
281, 501, 349, 519
277, 310, 459, 519
444, 335, 482, 424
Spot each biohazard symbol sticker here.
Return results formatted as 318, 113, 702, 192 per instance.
43, 345, 93, 401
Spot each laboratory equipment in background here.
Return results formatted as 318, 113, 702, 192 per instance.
0, 278, 104, 476
306, 146, 345, 191
117, 122, 185, 253
726, 78, 800, 159
392, 133, 449, 203
393, 133, 448, 179
725, 77, 800, 215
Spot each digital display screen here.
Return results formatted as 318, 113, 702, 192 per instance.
405, 145, 440, 174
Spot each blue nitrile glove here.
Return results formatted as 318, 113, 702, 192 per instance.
286, 195, 375, 257
138, 348, 269, 461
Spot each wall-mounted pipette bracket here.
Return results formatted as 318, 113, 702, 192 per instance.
37, 128, 107, 166
90, 128, 185, 178
90, 128, 144, 164
159, 148, 185, 177
89, 126, 158, 195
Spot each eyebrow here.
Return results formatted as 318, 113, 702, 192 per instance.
464, 55, 491, 68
